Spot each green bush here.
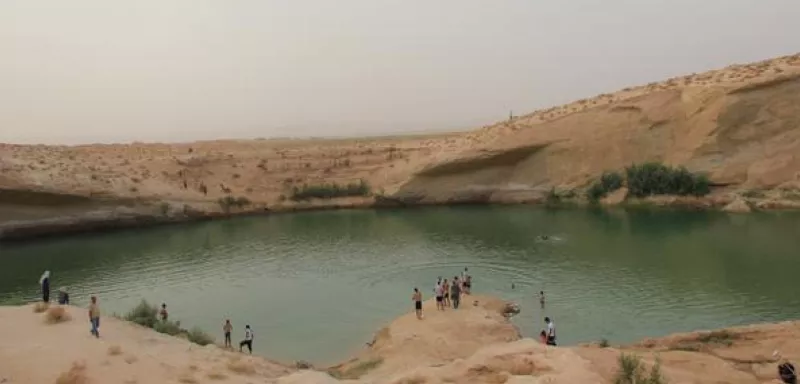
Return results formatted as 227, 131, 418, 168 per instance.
187, 327, 215, 346
587, 171, 624, 202
625, 162, 709, 198
153, 320, 183, 336
613, 353, 666, 384
122, 300, 213, 347
545, 188, 561, 205
218, 196, 251, 212
290, 180, 371, 201
123, 300, 158, 328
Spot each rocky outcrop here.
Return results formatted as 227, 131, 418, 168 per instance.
723, 198, 753, 213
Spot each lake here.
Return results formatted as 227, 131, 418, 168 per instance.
1, 206, 799, 365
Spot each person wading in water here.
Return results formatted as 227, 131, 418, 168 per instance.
412, 288, 423, 319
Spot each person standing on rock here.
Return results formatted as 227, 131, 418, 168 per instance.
545, 317, 556, 346
88, 295, 101, 338
451, 277, 461, 309
39, 271, 50, 303
223, 319, 233, 348
239, 325, 254, 354
413, 288, 423, 319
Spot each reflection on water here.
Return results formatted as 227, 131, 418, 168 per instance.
1, 206, 800, 364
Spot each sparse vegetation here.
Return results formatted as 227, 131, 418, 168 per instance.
694, 330, 738, 346
159, 202, 171, 216
187, 327, 215, 346
33, 302, 49, 313
153, 320, 182, 336
625, 162, 710, 198
45, 305, 72, 324
290, 180, 371, 201
587, 171, 624, 202
599, 338, 610, 348
124, 300, 159, 328
741, 189, 765, 198
227, 357, 257, 375
217, 196, 251, 212
55, 361, 89, 384
328, 357, 384, 379
206, 370, 227, 380
121, 300, 214, 347
108, 345, 123, 356
545, 188, 561, 205
613, 353, 666, 384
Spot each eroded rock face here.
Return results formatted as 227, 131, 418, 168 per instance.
393, 74, 800, 206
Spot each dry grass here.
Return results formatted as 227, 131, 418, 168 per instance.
177, 373, 198, 384
107, 345, 123, 356
206, 370, 228, 380
393, 375, 428, 384
123, 354, 138, 364
55, 361, 89, 384
45, 306, 72, 324
226, 357, 257, 375
33, 302, 49, 313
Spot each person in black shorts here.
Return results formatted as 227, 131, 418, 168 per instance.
223, 319, 233, 348
413, 288, 423, 319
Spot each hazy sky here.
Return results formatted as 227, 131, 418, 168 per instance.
1, 1, 799, 144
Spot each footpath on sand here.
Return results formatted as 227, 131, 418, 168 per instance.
1, 296, 799, 383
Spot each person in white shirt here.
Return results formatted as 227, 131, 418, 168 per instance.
434, 281, 444, 311
544, 317, 556, 346
239, 325, 254, 353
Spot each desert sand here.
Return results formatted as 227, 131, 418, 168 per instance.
3, 53, 800, 238
1, 296, 797, 383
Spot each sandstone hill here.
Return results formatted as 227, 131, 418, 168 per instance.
395, 53, 800, 206
3, 53, 800, 238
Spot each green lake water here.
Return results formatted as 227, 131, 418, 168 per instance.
1, 206, 799, 365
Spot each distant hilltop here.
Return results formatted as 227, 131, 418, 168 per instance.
2, 52, 800, 238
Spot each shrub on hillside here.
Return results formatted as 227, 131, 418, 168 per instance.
625, 162, 710, 198
121, 300, 213, 347
217, 196, 251, 212
290, 180, 371, 201
154, 320, 183, 336
45, 305, 72, 324
587, 171, 624, 202
613, 353, 666, 384
187, 327, 215, 346
123, 300, 158, 328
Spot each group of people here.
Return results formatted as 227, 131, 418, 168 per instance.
412, 268, 473, 319
37, 270, 256, 354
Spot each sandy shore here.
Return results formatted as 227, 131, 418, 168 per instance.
1, 296, 797, 383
